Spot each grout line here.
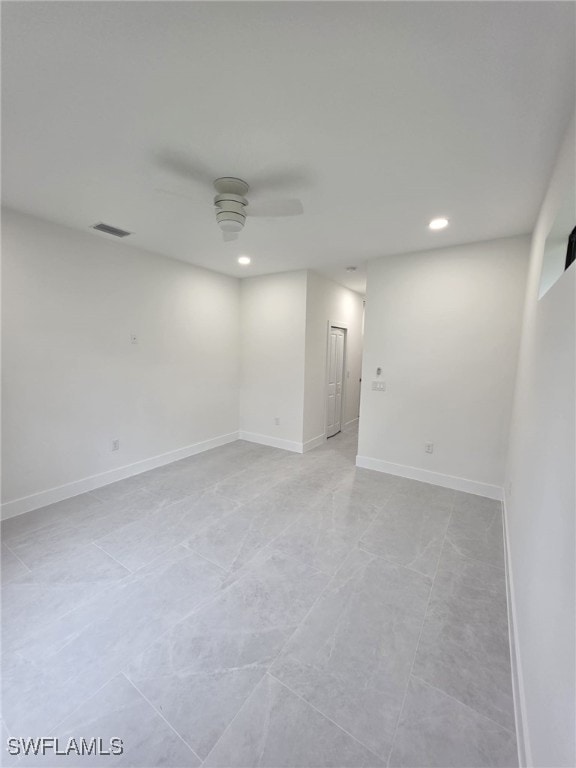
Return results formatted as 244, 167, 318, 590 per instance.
180, 541, 230, 573
47, 671, 123, 737
384, 496, 457, 767
200, 529, 368, 765
262, 542, 360, 671
258, 478, 404, 671
409, 673, 517, 736
443, 535, 506, 572
125, 673, 203, 764
200, 671, 268, 767
2, 541, 33, 573
92, 541, 134, 574
109, 543, 297, 681
355, 545, 433, 582
268, 672, 385, 763
10, 574, 132, 661
1, 715, 14, 740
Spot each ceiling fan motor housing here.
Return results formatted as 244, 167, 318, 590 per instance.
214, 177, 249, 233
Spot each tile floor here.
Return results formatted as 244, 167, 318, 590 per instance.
1, 428, 517, 767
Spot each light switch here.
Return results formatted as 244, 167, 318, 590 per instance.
371, 380, 386, 391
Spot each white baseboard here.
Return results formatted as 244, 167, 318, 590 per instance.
355, 456, 502, 500
238, 430, 303, 454
502, 492, 531, 767
344, 418, 359, 430
1, 431, 240, 520
303, 434, 326, 453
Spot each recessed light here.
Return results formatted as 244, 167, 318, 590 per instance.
237, 256, 251, 265
429, 217, 449, 230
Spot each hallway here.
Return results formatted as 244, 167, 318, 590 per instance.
2, 428, 516, 766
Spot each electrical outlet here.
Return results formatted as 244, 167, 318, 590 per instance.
371, 380, 386, 391
274, 417, 280, 426
112, 439, 120, 451
424, 442, 434, 454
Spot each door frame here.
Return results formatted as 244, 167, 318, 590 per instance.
324, 321, 348, 439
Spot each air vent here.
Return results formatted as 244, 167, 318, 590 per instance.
92, 222, 131, 238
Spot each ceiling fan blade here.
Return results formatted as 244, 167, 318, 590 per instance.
153, 150, 215, 188
249, 167, 311, 194
155, 187, 200, 202
248, 199, 304, 218
223, 231, 239, 242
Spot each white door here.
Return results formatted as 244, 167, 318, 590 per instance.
326, 327, 345, 438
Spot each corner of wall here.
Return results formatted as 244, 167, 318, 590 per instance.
501, 489, 531, 768
502, 108, 576, 768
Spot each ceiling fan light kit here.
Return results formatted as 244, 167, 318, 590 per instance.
156, 160, 304, 242
214, 177, 249, 237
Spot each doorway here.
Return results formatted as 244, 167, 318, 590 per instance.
326, 326, 346, 438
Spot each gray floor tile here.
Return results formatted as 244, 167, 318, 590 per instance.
2, 717, 20, 767
212, 456, 297, 504
87, 488, 171, 532
5, 519, 95, 571
9, 542, 130, 584
334, 468, 400, 508
1, 651, 99, 736
94, 489, 240, 571
2, 580, 111, 656
0, 493, 103, 542
413, 539, 514, 731
1, 428, 515, 768
358, 494, 452, 577
271, 471, 345, 510
126, 549, 328, 759
389, 676, 518, 767
90, 474, 169, 503
127, 665, 265, 761
271, 548, 432, 759
204, 674, 384, 767
447, 494, 505, 568
185, 487, 305, 573
15, 548, 226, 686
3, 492, 161, 573
393, 480, 456, 507
272, 493, 379, 574
16, 674, 200, 767
144, 441, 280, 501
1, 542, 30, 583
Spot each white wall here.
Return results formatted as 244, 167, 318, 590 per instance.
303, 271, 364, 444
239, 270, 363, 451
239, 271, 307, 450
538, 237, 568, 298
357, 236, 529, 497
504, 113, 575, 768
1, 209, 240, 516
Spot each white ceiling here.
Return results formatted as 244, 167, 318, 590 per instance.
2, 2, 574, 294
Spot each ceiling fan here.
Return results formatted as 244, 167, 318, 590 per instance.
154, 153, 306, 241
